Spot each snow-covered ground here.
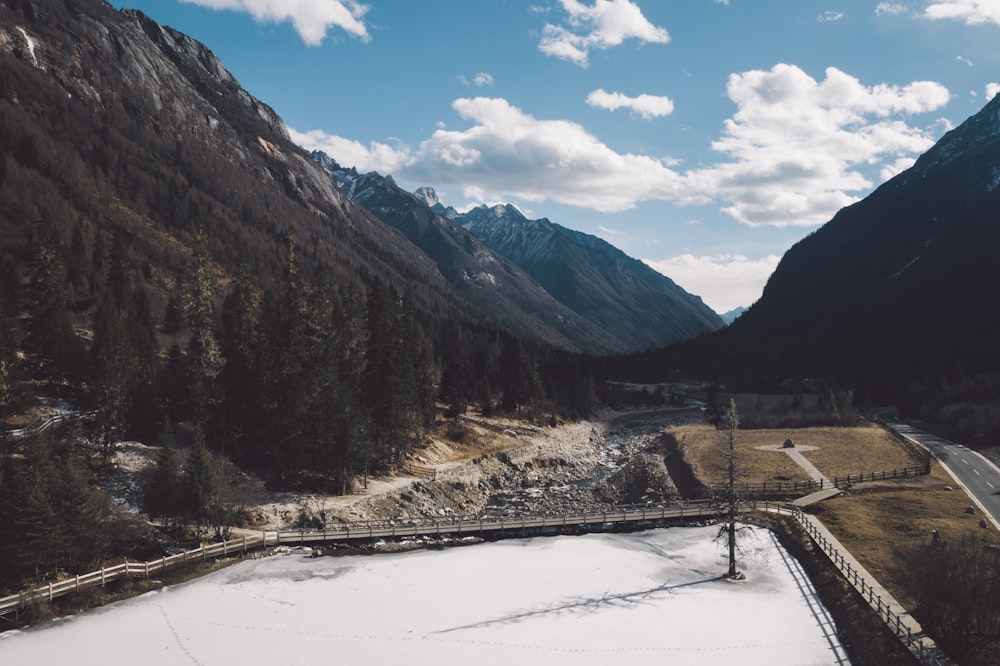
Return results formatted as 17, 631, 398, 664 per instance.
0, 525, 849, 665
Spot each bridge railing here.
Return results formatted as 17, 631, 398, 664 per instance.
0, 501, 721, 619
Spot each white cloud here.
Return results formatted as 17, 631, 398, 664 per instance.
178, 0, 370, 46
818, 11, 844, 22
400, 97, 686, 212
685, 64, 950, 227
586, 89, 675, 119
287, 127, 410, 174
539, 0, 670, 67
296, 66, 949, 229
474, 72, 495, 87
988, 82, 1000, 99
596, 225, 626, 237
955, 55, 974, 67
924, 1, 1000, 25
643, 254, 782, 313
875, 2, 908, 16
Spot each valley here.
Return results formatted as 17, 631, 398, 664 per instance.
3, 1, 1000, 663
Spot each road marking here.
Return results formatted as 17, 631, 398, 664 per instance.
973, 468, 981, 476
962, 458, 969, 465
988, 481, 994, 489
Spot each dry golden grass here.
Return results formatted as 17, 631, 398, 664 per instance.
669, 423, 919, 487
808, 462, 985, 609
671, 423, 810, 486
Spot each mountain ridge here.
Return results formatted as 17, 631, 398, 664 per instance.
453, 202, 724, 351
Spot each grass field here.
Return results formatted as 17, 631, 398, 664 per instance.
669, 423, 919, 487
807, 463, 986, 609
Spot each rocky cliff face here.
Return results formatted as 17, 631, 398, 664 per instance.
0, 0, 453, 324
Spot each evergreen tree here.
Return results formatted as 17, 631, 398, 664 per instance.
91, 295, 132, 458
183, 428, 216, 535
22, 225, 82, 380
499, 336, 539, 414
329, 284, 369, 493
365, 279, 418, 470
183, 228, 224, 427
217, 264, 263, 462
143, 442, 183, 530
52, 444, 102, 571
0, 435, 61, 580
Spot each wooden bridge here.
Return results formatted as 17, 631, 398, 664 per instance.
0, 500, 723, 620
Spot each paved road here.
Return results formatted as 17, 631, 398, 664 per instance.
884, 419, 1000, 528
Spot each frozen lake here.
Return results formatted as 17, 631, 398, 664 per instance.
0, 525, 849, 665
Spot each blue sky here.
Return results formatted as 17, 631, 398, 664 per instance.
114, 1, 1000, 313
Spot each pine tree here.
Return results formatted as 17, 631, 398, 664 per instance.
183, 228, 224, 427
0, 435, 61, 580
217, 264, 263, 462
143, 442, 183, 531
183, 427, 216, 535
91, 295, 132, 458
52, 445, 102, 571
22, 225, 81, 380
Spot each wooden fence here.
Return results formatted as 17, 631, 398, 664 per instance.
0, 501, 722, 620
3, 410, 98, 441
783, 506, 950, 665
726, 463, 932, 497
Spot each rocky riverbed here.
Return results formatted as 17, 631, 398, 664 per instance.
293, 407, 708, 529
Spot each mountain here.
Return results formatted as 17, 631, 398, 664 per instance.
0, 0, 654, 364
314, 155, 621, 354
719, 307, 747, 325
634, 93, 1000, 398
0, 0, 464, 320
452, 203, 724, 351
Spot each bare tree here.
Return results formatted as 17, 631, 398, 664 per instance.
717, 398, 749, 580
902, 533, 1000, 663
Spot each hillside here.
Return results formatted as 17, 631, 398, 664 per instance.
453, 203, 723, 352
314, 155, 619, 354
617, 94, 1000, 401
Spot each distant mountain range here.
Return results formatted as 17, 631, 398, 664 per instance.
317, 157, 723, 354
446, 199, 722, 350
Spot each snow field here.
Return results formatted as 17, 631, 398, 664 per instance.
0, 525, 848, 665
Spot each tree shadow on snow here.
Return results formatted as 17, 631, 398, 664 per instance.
434, 575, 721, 634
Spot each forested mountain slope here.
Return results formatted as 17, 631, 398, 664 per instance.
617, 94, 1000, 401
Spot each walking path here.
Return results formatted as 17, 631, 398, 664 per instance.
756, 443, 833, 486
788, 508, 947, 663
757, 440, 949, 663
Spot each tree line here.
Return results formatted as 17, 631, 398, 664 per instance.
0, 216, 597, 517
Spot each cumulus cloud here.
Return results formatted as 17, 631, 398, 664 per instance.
400, 97, 685, 212
538, 0, 670, 67
875, 2, 908, 16
287, 127, 410, 174
179, 0, 370, 46
293, 66, 949, 228
685, 64, 950, 227
924, 1, 1000, 25
818, 11, 844, 22
586, 89, 675, 119
643, 254, 782, 313
988, 82, 1000, 99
